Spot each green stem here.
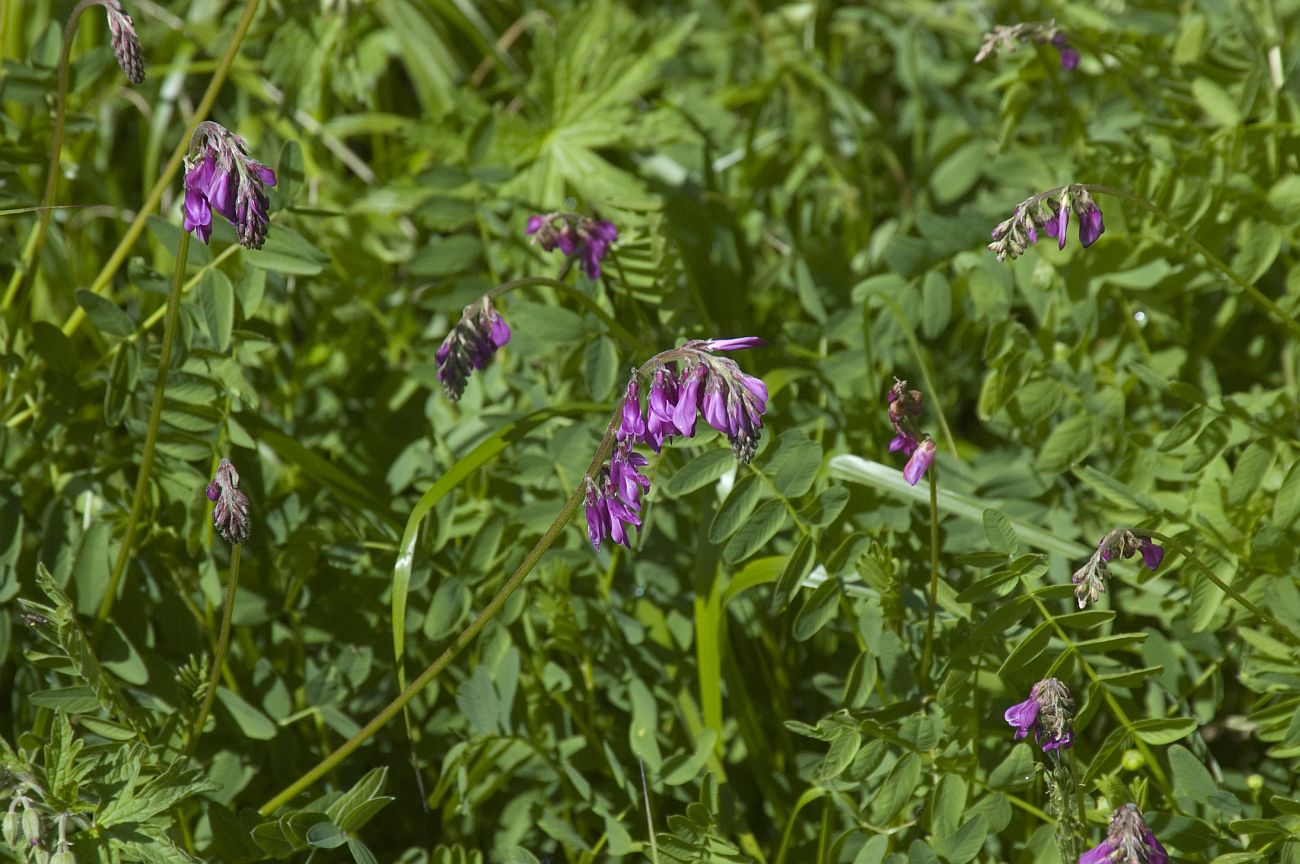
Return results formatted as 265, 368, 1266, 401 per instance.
1, 0, 98, 313
188, 543, 241, 755
486, 276, 646, 350
95, 230, 191, 630
1143, 529, 1300, 645
867, 293, 959, 459
919, 467, 940, 688
258, 425, 619, 815
1082, 184, 1300, 341
60, 0, 261, 339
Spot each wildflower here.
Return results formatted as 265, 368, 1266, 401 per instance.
1072, 529, 1165, 609
887, 380, 924, 457
435, 297, 511, 400
903, 437, 936, 486
975, 19, 1081, 70
1079, 804, 1168, 864
527, 212, 618, 279
584, 338, 769, 552
1004, 678, 1074, 752
104, 1, 145, 84
207, 458, 250, 544
182, 121, 277, 249
988, 184, 1105, 261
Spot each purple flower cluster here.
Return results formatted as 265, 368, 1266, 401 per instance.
887, 379, 935, 486
974, 20, 1081, 70
988, 185, 1105, 261
435, 298, 511, 401
1080, 804, 1168, 864
527, 212, 618, 280
206, 458, 250, 545
1004, 677, 1074, 752
182, 122, 278, 250
104, 1, 145, 84
584, 337, 768, 551
1072, 529, 1165, 609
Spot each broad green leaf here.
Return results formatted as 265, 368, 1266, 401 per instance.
75, 290, 135, 339
792, 578, 841, 642
722, 498, 788, 564
1035, 414, 1097, 474
708, 473, 762, 544
1273, 457, 1300, 530
216, 689, 278, 740
666, 449, 733, 497
1132, 717, 1198, 745
766, 429, 823, 498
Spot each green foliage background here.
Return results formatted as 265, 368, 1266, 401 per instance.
3, 0, 1300, 862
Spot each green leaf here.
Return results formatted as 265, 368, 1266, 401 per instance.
766, 429, 823, 498
28, 686, 101, 713
987, 744, 1034, 790
307, 823, 348, 849
243, 225, 330, 275
75, 290, 135, 339
661, 729, 718, 785
771, 535, 816, 612
627, 677, 662, 771
998, 621, 1051, 675
872, 752, 921, 822
1272, 456, 1300, 530
1168, 744, 1217, 803
722, 498, 788, 564
1035, 413, 1097, 474
666, 449, 733, 497
199, 269, 235, 352
456, 665, 499, 735
216, 688, 278, 740
929, 140, 986, 205
1192, 77, 1242, 126
982, 509, 1019, 555
1132, 717, 1198, 745
1228, 441, 1273, 508
920, 270, 952, 339
708, 473, 762, 544
792, 578, 841, 642
934, 816, 987, 864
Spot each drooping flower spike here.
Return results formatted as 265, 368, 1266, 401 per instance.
585, 337, 768, 552
207, 458, 250, 545
1004, 678, 1074, 752
103, 1, 145, 84
1072, 529, 1164, 609
974, 19, 1080, 70
1079, 803, 1168, 864
527, 212, 619, 280
182, 121, 278, 249
988, 184, 1105, 261
435, 297, 511, 401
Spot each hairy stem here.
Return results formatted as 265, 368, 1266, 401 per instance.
1083, 184, 1300, 340
919, 468, 940, 687
95, 230, 191, 630
188, 543, 241, 755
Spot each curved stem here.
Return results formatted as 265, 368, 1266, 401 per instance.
60, 0, 261, 339
867, 292, 959, 459
486, 275, 647, 349
95, 231, 191, 630
1142, 529, 1300, 645
919, 468, 940, 688
188, 543, 241, 755
1082, 184, 1300, 340
1, 0, 99, 313
259, 423, 621, 815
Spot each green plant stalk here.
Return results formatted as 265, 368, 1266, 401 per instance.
1082, 184, 1300, 341
919, 468, 940, 687
95, 230, 191, 629
868, 292, 959, 459
259, 425, 619, 815
1143, 529, 1300, 645
60, 0, 261, 339
187, 543, 241, 754
1, 0, 99, 313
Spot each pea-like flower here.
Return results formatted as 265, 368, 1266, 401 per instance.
435, 297, 511, 401
1004, 678, 1074, 752
527, 212, 618, 279
1073, 529, 1165, 609
887, 379, 935, 485
1079, 803, 1168, 864
975, 19, 1081, 71
206, 458, 250, 545
584, 337, 768, 552
989, 184, 1105, 261
182, 121, 277, 249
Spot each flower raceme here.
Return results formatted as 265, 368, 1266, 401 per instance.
435, 298, 511, 401
1079, 804, 1168, 864
103, 1, 145, 84
988, 184, 1105, 261
584, 337, 768, 552
207, 458, 250, 545
974, 19, 1080, 70
1004, 678, 1075, 752
527, 212, 618, 280
1072, 529, 1165, 609
182, 122, 278, 250
886, 379, 935, 486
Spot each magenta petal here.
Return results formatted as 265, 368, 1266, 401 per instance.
705, 336, 767, 352
1078, 843, 1113, 864
902, 439, 936, 486
1139, 541, 1164, 570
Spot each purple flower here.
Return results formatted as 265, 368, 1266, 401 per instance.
1079, 202, 1105, 247
702, 336, 767, 352
645, 367, 681, 452
902, 437, 936, 486
207, 458, 250, 545
1138, 538, 1164, 570
1074, 530, 1164, 608
887, 379, 927, 464
527, 212, 618, 280
609, 437, 651, 507
183, 122, 277, 249
1003, 697, 1039, 740
673, 365, 705, 437
619, 374, 646, 439
435, 298, 511, 400
584, 468, 642, 551
1044, 204, 1069, 251
1052, 33, 1081, 70
1005, 678, 1074, 753
888, 432, 919, 456
1082, 804, 1167, 864
104, 1, 145, 84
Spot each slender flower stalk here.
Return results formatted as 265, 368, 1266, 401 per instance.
258, 337, 769, 813
1072, 529, 1164, 609
1079, 803, 1168, 864
974, 19, 1080, 69
1, 0, 146, 313
94, 231, 192, 630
